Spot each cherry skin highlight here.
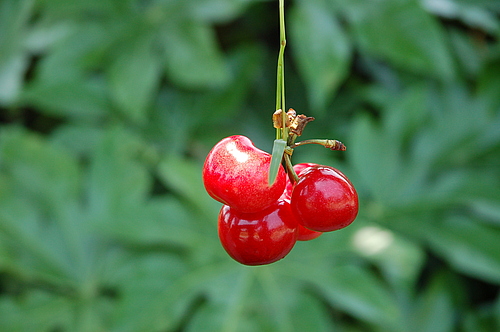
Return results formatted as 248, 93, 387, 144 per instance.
218, 200, 298, 266
291, 166, 358, 232
203, 135, 287, 213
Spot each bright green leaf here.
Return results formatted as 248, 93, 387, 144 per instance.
157, 154, 220, 217
0, 128, 100, 288
22, 78, 111, 120
349, 0, 455, 80
108, 33, 162, 124
422, 0, 500, 34
470, 200, 500, 227
50, 124, 104, 157
163, 19, 229, 88
0, 0, 34, 105
349, 114, 404, 204
0, 195, 77, 287
190, 0, 252, 23
290, 1, 351, 112
0, 127, 81, 207
0, 53, 28, 105
87, 127, 151, 220
0, 290, 73, 332
94, 197, 202, 248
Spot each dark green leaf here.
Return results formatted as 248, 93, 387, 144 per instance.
470, 200, 500, 227
312, 263, 400, 329
0, 195, 77, 287
478, 53, 500, 110
290, 292, 335, 332
426, 217, 500, 283
410, 271, 458, 332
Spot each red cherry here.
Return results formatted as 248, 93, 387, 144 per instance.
218, 200, 298, 265
291, 166, 358, 232
203, 135, 287, 213
281, 165, 324, 241
297, 224, 322, 241
281, 163, 318, 199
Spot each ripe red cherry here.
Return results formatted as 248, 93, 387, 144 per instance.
218, 200, 298, 265
291, 166, 358, 232
203, 135, 287, 213
281, 163, 318, 199
281, 164, 323, 241
297, 224, 322, 241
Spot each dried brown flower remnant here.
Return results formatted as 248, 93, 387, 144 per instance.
289, 114, 315, 136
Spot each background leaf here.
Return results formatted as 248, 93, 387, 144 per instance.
108, 32, 162, 124
348, 0, 455, 80
0, 0, 499, 331
290, 0, 351, 112
163, 19, 229, 88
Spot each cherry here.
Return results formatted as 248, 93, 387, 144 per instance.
297, 224, 323, 241
291, 165, 358, 232
218, 200, 298, 265
293, 162, 317, 175
281, 164, 324, 241
282, 163, 317, 199
203, 135, 287, 213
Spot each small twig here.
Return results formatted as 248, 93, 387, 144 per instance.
291, 139, 346, 151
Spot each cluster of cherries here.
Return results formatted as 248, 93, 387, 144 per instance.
202, 131, 358, 266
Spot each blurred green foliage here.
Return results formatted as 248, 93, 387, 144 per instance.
1, 0, 500, 331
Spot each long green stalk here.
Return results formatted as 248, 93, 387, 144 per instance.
276, 0, 287, 140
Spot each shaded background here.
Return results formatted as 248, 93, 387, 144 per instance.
1, 0, 500, 331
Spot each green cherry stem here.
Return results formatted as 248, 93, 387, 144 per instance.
284, 153, 299, 183
291, 139, 346, 151
275, 0, 287, 140
269, 0, 288, 185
